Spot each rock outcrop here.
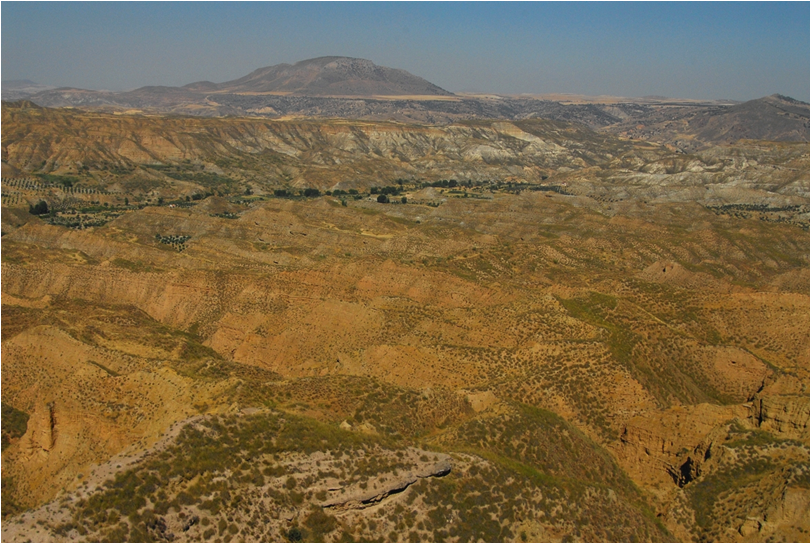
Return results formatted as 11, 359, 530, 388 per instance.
613, 404, 748, 491
322, 452, 451, 510
749, 395, 810, 440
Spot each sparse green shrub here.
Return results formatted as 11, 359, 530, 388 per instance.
304, 507, 337, 539
286, 526, 304, 542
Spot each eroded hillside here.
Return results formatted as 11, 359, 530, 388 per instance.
1, 102, 638, 192
3, 102, 808, 214
1, 103, 809, 543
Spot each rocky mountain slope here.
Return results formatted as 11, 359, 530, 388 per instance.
1, 101, 808, 542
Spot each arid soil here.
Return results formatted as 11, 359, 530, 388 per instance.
1, 102, 808, 542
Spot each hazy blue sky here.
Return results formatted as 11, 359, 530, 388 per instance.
2, 2, 809, 101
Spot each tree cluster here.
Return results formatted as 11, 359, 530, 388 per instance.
28, 200, 49, 215
371, 186, 402, 196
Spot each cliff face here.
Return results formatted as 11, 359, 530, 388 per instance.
749, 395, 810, 440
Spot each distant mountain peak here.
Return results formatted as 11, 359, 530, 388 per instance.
212, 57, 453, 97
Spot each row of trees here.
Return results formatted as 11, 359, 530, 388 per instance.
425, 179, 462, 188
377, 195, 407, 204
371, 186, 403, 196
274, 188, 321, 198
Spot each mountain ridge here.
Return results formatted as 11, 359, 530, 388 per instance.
1, 58, 808, 153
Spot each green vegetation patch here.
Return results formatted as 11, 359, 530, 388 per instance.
148, 164, 236, 188
557, 291, 730, 406
63, 411, 386, 540
725, 423, 805, 450
435, 402, 638, 495
266, 375, 474, 440
412, 452, 665, 543
687, 456, 775, 530
54, 407, 668, 543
